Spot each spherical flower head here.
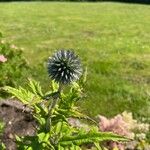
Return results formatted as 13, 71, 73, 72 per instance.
48, 50, 82, 84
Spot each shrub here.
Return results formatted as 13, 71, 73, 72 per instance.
0, 33, 30, 98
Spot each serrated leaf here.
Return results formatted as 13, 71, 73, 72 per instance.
28, 79, 43, 97
59, 132, 128, 146
3, 86, 31, 104
55, 121, 63, 135
51, 80, 59, 92
4, 85, 42, 106
94, 142, 102, 150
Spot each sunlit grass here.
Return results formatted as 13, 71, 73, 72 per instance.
0, 2, 150, 119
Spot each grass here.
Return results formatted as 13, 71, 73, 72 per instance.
0, 2, 150, 119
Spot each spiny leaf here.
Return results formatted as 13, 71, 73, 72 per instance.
28, 79, 43, 97
3, 86, 42, 105
51, 80, 59, 92
59, 132, 128, 146
94, 142, 103, 150
3, 86, 32, 104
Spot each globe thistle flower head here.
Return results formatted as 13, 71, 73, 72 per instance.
48, 50, 82, 84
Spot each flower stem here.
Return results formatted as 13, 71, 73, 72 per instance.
46, 84, 62, 132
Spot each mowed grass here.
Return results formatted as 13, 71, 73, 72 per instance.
0, 2, 150, 119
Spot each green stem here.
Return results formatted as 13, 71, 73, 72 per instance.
46, 84, 62, 132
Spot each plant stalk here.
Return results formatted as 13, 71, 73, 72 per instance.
46, 84, 62, 132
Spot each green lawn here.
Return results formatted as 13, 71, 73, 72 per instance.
0, 2, 150, 119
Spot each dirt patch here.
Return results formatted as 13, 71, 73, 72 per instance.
0, 99, 36, 150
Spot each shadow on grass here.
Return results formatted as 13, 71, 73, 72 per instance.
99, 0, 150, 4
0, 0, 150, 4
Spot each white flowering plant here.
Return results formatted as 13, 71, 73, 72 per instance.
2, 50, 128, 149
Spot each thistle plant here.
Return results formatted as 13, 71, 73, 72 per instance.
3, 50, 128, 150
46, 50, 82, 131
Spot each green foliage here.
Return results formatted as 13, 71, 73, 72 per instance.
0, 143, 5, 150
4, 79, 128, 149
0, 33, 30, 98
0, 121, 6, 150
59, 131, 127, 146
0, 121, 5, 137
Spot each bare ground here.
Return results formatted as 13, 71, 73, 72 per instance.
0, 99, 36, 150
